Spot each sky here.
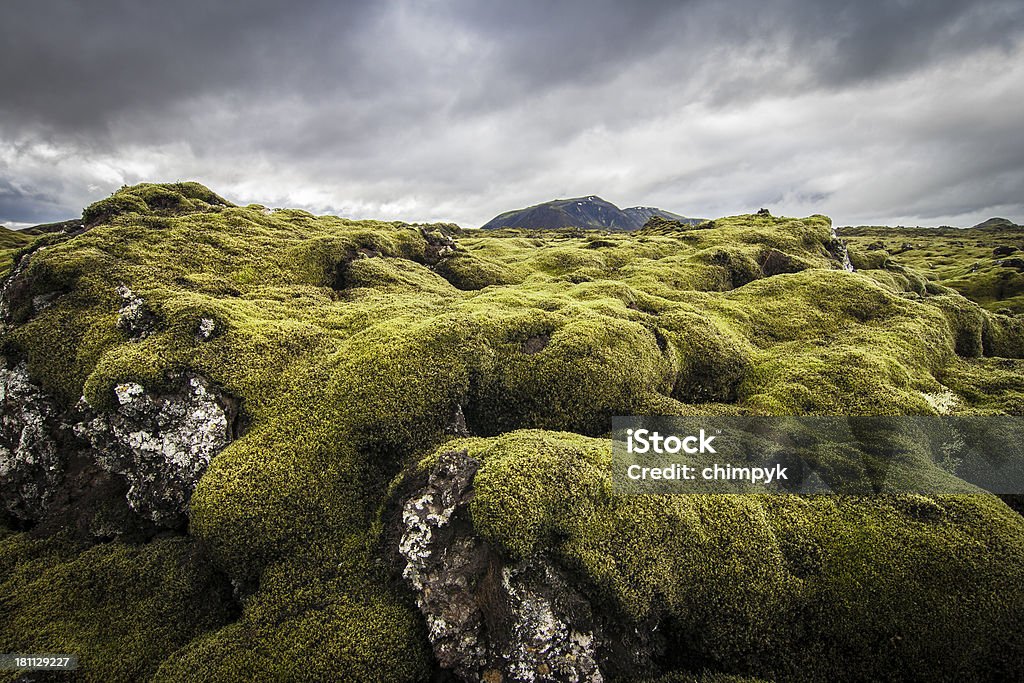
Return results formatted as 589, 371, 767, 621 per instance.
1, 0, 1023, 229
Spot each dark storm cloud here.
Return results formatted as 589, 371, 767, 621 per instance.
0, 0, 379, 131
0, 178, 70, 224
1, 0, 1023, 228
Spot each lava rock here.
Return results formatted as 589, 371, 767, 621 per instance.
0, 361, 65, 521
116, 285, 158, 338
759, 249, 806, 277
0, 357, 236, 534
421, 227, 458, 266
995, 258, 1024, 272
396, 450, 658, 683
74, 375, 233, 526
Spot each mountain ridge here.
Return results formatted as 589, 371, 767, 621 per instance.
480, 195, 703, 231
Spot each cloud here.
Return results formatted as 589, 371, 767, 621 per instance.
1, 0, 1023, 228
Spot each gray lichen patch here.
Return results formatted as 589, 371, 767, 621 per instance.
74, 375, 232, 526
0, 356, 235, 534
116, 284, 158, 338
0, 361, 63, 521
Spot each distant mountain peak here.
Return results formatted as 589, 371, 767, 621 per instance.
481, 196, 702, 231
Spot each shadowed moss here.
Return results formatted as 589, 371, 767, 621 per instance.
0, 533, 235, 683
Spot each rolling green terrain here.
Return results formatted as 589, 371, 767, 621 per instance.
0, 226, 32, 277
2, 184, 1023, 682
840, 218, 1024, 314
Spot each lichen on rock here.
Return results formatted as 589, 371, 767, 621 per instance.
0, 361, 64, 522
115, 284, 157, 338
74, 374, 233, 526
397, 449, 609, 683
0, 353, 235, 533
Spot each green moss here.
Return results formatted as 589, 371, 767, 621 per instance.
4, 184, 1024, 679
82, 182, 233, 228
0, 533, 235, 683
842, 224, 1024, 313
153, 558, 430, 683
423, 430, 1024, 682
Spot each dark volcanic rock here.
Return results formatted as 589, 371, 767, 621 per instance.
993, 245, 1019, 257
116, 284, 159, 338
759, 249, 806, 277
420, 226, 458, 265
74, 374, 234, 526
827, 225, 855, 272
0, 362, 64, 522
396, 450, 660, 683
995, 258, 1024, 272
0, 360, 236, 534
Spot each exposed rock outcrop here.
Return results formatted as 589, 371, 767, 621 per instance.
74, 375, 233, 526
828, 224, 855, 272
396, 450, 658, 683
420, 226, 458, 266
0, 360, 236, 534
759, 248, 806, 277
116, 284, 158, 338
0, 362, 64, 522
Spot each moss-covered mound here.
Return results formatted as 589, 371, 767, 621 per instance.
411, 430, 1024, 681
2, 183, 1024, 681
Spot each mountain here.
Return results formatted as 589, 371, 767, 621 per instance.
973, 217, 1022, 230
21, 218, 84, 235
480, 195, 702, 231
622, 205, 702, 226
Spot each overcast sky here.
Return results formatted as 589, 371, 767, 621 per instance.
1, 0, 1023, 229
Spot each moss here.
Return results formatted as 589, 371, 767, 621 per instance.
432, 251, 518, 290
0, 533, 235, 683
4, 185, 1024, 679
843, 224, 1024, 313
466, 313, 674, 436
847, 245, 889, 270
82, 183, 233, 228
420, 430, 1024, 683
152, 558, 430, 683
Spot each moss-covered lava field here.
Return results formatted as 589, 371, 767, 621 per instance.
2, 183, 1023, 682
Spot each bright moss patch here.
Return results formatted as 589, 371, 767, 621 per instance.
3, 184, 1024, 679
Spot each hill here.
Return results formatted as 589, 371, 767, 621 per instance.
0, 225, 34, 278
974, 217, 1022, 231
0, 225, 32, 250
480, 195, 702, 231
1, 183, 1024, 682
